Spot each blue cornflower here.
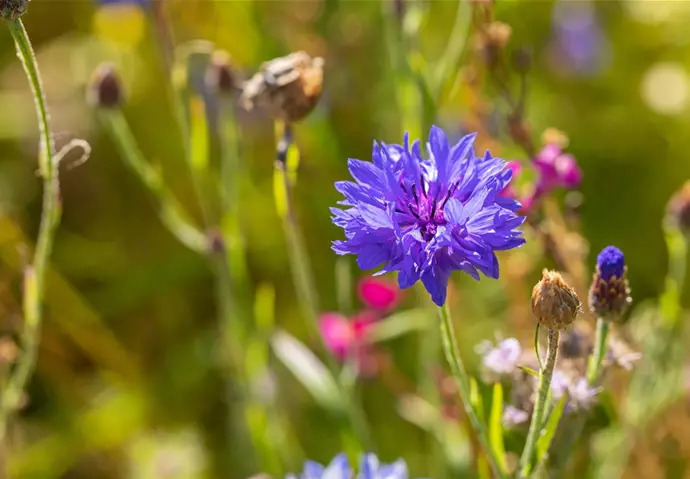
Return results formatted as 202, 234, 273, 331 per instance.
596, 245, 625, 281
287, 453, 414, 479
331, 126, 526, 306
589, 245, 631, 319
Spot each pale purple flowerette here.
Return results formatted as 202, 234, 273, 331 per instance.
331, 126, 526, 306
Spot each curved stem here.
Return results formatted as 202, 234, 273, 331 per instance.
0, 19, 60, 437
518, 328, 560, 478
438, 303, 507, 479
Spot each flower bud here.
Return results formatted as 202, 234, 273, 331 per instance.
531, 269, 581, 330
1, 0, 29, 20
87, 62, 123, 109
588, 245, 631, 320
239, 51, 324, 123
667, 180, 690, 233
205, 50, 240, 95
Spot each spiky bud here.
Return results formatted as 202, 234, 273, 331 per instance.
531, 269, 581, 330
1, 0, 29, 20
87, 62, 123, 109
239, 51, 324, 123
588, 246, 631, 321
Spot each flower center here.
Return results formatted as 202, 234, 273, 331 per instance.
398, 176, 459, 241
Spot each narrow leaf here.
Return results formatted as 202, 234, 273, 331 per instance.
489, 383, 508, 472
518, 365, 539, 378
470, 377, 485, 425
271, 330, 343, 413
189, 95, 209, 172
368, 309, 431, 342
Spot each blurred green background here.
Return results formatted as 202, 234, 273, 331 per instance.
2, 0, 690, 477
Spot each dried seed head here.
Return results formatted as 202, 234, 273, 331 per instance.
239, 51, 324, 123
485, 22, 512, 48
1, 0, 29, 20
205, 50, 240, 95
0, 337, 18, 364
87, 63, 123, 109
531, 269, 581, 330
667, 180, 690, 234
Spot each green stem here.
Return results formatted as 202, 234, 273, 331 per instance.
586, 319, 610, 383
519, 328, 560, 478
99, 110, 207, 253
0, 19, 60, 438
437, 303, 507, 479
274, 122, 374, 452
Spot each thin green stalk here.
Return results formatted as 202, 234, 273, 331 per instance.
519, 328, 560, 478
98, 110, 207, 253
437, 302, 507, 479
0, 19, 60, 438
586, 319, 609, 383
274, 122, 374, 452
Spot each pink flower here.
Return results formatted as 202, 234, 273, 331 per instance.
533, 144, 582, 195
318, 312, 375, 360
357, 277, 401, 311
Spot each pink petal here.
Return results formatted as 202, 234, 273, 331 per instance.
357, 276, 401, 311
318, 313, 355, 359
554, 153, 582, 188
352, 310, 378, 339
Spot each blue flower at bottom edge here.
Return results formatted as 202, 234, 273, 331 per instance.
331, 126, 526, 306
286, 453, 418, 479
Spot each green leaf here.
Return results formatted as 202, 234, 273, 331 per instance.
368, 309, 432, 342
189, 95, 209, 172
271, 330, 343, 414
470, 377, 485, 425
536, 394, 568, 464
518, 365, 540, 378
489, 383, 508, 472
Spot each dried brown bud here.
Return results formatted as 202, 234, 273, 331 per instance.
87, 63, 123, 109
485, 22, 512, 48
205, 50, 240, 95
0, 338, 18, 364
667, 181, 690, 233
239, 51, 324, 123
1, 0, 29, 20
531, 269, 581, 330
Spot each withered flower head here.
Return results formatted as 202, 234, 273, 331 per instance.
239, 51, 324, 123
1, 0, 29, 20
667, 180, 690, 233
531, 269, 581, 330
589, 245, 631, 320
205, 50, 241, 95
476, 21, 512, 66
87, 62, 123, 109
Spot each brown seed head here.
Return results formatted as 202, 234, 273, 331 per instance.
1, 0, 29, 20
0, 338, 18, 364
239, 51, 324, 123
485, 22, 512, 48
667, 180, 690, 233
531, 269, 581, 330
87, 62, 123, 109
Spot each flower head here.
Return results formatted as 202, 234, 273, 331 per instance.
531, 269, 581, 330
589, 246, 631, 320
358, 276, 401, 311
476, 337, 522, 380
502, 405, 529, 428
288, 453, 415, 479
332, 127, 526, 306
533, 144, 582, 196
567, 378, 601, 411
319, 312, 375, 360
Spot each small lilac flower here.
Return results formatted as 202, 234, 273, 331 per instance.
359, 453, 409, 479
502, 405, 529, 428
287, 453, 351, 479
532, 144, 582, 196
567, 378, 601, 411
550, 370, 570, 400
358, 276, 401, 312
476, 338, 522, 379
332, 127, 526, 306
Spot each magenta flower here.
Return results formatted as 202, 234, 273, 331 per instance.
319, 312, 374, 360
533, 144, 582, 196
358, 276, 401, 312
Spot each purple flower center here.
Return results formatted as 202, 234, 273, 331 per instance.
398, 176, 459, 242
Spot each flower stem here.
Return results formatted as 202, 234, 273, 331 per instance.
586, 319, 609, 383
273, 121, 374, 452
0, 19, 60, 438
437, 302, 507, 479
518, 328, 560, 478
